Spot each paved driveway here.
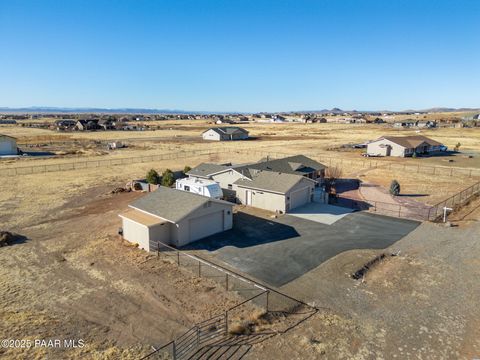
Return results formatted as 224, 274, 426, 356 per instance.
185, 211, 420, 287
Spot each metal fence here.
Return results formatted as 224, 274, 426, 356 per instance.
140, 241, 317, 360
334, 180, 480, 222
234, 149, 480, 178
428, 181, 480, 221
3, 147, 480, 179
0, 149, 221, 177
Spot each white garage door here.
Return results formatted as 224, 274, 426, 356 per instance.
188, 211, 224, 242
290, 187, 310, 210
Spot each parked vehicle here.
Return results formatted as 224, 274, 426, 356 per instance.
175, 178, 223, 199
362, 153, 382, 157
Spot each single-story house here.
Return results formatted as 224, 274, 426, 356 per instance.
202, 127, 249, 141
187, 155, 327, 199
119, 186, 233, 250
0, 134, 18, 156
76, 119, 101, 131
366, 135, 445, 157
98, 119, 115, 130
236, 155, 326, 181
234, 171, 316, 213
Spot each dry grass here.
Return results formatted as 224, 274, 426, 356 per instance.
361, 168, 478, 205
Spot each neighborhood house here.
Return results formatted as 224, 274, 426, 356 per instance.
119, 186, 233, 250
0, 134, 18, 156
202, 127, 249, 141
366, 135, 445, 157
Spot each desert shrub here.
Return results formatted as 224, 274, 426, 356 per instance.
389, 180, 401, 196
146, 169, 160, 184
454, 142, 461, 151
161, 169, 175, 187
183, 165, 192, 174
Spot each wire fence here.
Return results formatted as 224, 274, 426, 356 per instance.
2, 147, 480, 179
428, 181, 480, 221
334, 180, 480, 221
243, 149, 480, 178
140, 241, 317, 360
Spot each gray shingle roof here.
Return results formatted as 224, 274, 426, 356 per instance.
129, 186, 232, 223
235, 155, 326, 177
187, 163, 230, 178
204, 127, 249, 135
234, 171, 309, 194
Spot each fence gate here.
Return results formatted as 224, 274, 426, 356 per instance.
175, 314, 226, 360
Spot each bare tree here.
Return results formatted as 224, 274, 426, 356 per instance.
325, 166, 343, 182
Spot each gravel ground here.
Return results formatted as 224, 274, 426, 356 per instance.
269, 221, 480, 359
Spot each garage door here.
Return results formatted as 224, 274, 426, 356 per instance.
188, 211, 224, 242
290, 187, 310, 210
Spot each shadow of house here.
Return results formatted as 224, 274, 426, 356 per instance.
182, 212, 300, 251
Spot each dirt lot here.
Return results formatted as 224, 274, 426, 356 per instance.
0, 188, 248, 359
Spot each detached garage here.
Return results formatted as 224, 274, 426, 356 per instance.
234, 171, 315, 213
119, 186, 233, 250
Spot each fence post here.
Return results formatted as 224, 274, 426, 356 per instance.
177, 252, 180, 265
196, 326, 200, 348
225, 274, 229, 290
172, 341, 177, 360
225, 311, 228, 334
198, 261, 201, 276
266, 290, 270, 312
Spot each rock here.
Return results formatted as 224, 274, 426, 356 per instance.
0, 231, 15, 247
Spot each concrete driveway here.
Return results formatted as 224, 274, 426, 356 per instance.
289, 202, 354, 225
185, 210, 420, 287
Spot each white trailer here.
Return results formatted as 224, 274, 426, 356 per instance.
175, 178, 223, 199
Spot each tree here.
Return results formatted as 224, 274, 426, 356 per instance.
389, 180, 401, 196
161, 169, 175, 187
183, 165, 192, 175
146, 169, 160, 185
325, 166, 343, 183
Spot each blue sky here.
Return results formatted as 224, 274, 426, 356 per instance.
0, 0, 479, 112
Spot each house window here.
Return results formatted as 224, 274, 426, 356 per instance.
228, 184, 232, 189
184, 185, 190, 191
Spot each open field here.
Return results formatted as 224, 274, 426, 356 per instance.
1, 120, 480, 358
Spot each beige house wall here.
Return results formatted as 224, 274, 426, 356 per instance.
121, 217, 151, 251
367, 139, 407, 157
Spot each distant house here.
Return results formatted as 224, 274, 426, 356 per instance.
0, 134, 18, 156
0, 120, 17, 124
98, 119, 115, 130
119, 186, 233, 249
55, 119, 77, 131
234, 171, 316, 213
202, 127, 249, 141
215, 119, 235, 125
366, 135, 445, 157
75, 119, 100, 131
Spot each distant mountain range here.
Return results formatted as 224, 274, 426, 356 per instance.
0, 106, 478, 115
